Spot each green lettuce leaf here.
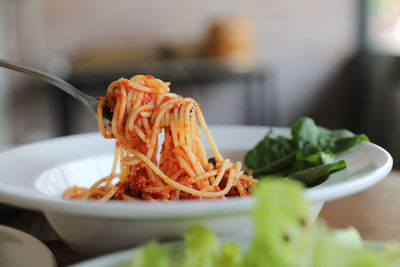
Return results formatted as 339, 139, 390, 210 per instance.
213, 243, 243, 267
120, 241, 168, 267
244, 178, 311, 267
246, 179, 399, 267
311, 229, 388, 267
181, 225, 220, 267
121, 180, 400, 267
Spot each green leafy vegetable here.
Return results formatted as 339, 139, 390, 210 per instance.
122, 179, 400, 267
293, 146, 335, 172
244, 117, 369, 186
244, 130, 295, 174
291, 117, 369, 154
288, 160, 347, 187
246, 179, 400, 267
244, 178, 311, 267
119, 241, 168, 267
213, 244, 243, 267
208, 157, 216, 167
182, 225, 221, 267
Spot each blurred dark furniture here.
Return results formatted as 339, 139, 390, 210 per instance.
318, 51, 400, 169
52, 60, 277, 135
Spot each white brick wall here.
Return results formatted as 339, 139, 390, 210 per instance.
1, 0, 358, 141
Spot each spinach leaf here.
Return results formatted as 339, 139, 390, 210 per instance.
291, 117, 320, 148
244, 130, 295, 173
291, 117, 369, 153
208, 157, 216, 166
288, 160, 347, 186
293, 145, 335, 172
244, 117, 369, 187
251, 152, 296, 176
330, 134, 369, 154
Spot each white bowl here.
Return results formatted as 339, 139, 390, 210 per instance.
0, 126, 392, 256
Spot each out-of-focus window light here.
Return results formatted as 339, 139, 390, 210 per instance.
368, 0, 400, 54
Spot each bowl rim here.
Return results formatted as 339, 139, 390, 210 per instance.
0, 125, 393, 219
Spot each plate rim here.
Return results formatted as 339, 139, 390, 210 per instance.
0, 125, 393, 219
0, 224, 57, 267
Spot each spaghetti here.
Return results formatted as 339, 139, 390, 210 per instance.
63, 75, 257, 201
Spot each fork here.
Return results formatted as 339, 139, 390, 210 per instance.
0, 58, 112, 120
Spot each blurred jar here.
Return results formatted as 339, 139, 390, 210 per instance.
208, 16, 255, 72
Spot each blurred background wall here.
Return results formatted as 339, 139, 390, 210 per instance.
0, 0, 399, 166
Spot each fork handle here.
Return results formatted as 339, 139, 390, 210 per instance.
0, 58, 97, 114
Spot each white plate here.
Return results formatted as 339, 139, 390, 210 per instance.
0, 225, 56, 267
0, 126, 393, 256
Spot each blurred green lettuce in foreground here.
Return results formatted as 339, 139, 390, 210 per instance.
119, 179, 400, 267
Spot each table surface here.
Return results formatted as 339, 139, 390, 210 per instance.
1, 171, 400, 266
319, 170, 400, 242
